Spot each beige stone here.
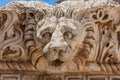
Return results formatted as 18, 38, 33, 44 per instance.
0, 0, 120, 80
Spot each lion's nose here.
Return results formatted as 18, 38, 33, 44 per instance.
50, 46, 66, 56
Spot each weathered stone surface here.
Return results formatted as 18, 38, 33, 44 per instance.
0, 0, 120, 79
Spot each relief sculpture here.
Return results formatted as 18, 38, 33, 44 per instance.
0, 10, 27, 61
0, 0, 120, 80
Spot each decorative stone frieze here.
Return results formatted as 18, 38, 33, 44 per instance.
0, 0, 120, 79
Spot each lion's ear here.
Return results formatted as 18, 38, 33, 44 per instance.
35, 9, 47, 22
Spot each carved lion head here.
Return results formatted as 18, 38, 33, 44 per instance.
36, 9, 87, 72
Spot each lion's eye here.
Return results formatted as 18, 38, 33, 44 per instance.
42, 32, 51, 38
41, 32, 52, 44
64, 31, 74, 39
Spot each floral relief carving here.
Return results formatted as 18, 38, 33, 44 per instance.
90, 8, 117, 63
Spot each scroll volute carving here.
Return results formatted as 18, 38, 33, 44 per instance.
0, 10, 28, 61
0, 11, 7, 29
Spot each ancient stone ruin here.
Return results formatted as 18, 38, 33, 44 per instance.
0, 0, 120, 80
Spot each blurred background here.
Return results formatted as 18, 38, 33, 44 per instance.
1, 0, 120, 8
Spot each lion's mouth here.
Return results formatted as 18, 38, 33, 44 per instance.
51, 59, 64, 67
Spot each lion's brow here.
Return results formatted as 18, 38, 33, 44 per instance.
41, 27, 54, 33
63, 22, 77, 30
39, 24, 55, 33
63, 23, 77, 31
62, 26, 77, 34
